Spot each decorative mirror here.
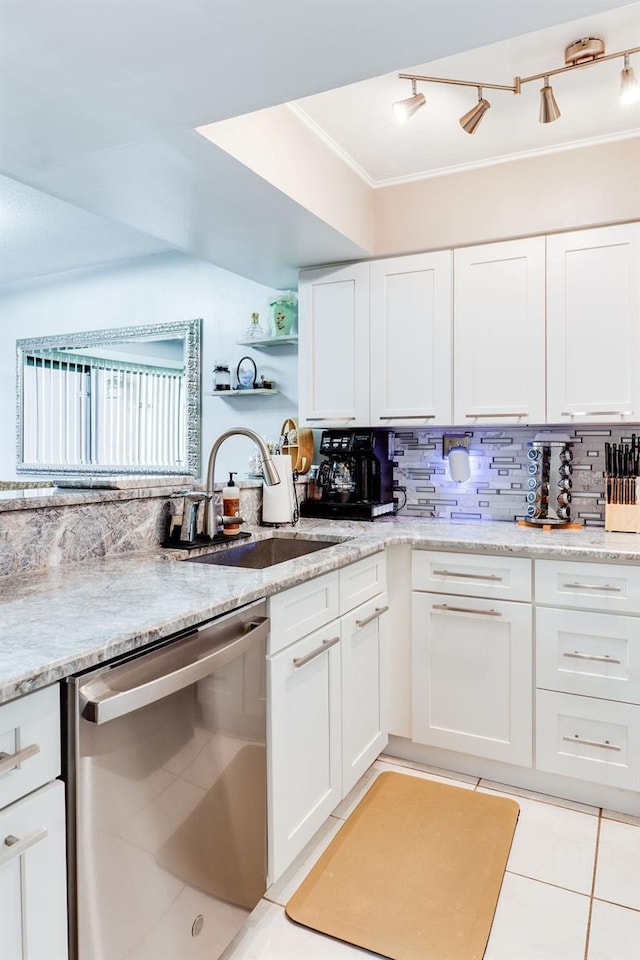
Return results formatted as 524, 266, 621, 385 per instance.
16, 318, 201, 476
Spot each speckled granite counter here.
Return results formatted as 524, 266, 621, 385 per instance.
1, 517, 639, 703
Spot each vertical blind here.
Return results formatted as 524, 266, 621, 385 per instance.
23, 351, 185, 468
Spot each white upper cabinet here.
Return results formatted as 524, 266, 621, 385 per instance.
370, 252, 452, 425
298, 262, 370, 426
454, 237, 546, 424
546, 223, 640, 423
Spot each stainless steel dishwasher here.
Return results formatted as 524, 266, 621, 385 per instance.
64, 599, 268, 960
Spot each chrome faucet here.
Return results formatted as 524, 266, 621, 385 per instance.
204, 427, 280, 539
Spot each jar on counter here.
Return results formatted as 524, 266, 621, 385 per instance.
213, 363, 231, 391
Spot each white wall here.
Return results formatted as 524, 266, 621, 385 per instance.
0, 251, 299, 481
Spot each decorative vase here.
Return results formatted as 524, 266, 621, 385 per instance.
272, 302, 296, 336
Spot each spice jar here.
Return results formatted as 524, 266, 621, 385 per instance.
213, 363, 230, 391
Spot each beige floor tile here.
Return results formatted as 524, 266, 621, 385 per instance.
378, 752, 478, 785
594, 818, 640, 910
265, 816, 344, 906
478, 785, 598, 894
220, 900, 382, 960
587, 899, 640, 960
485, 873, 590, 960
479, 778, 599, 816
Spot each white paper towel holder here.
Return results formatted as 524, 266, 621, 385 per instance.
262, 454, 297, 525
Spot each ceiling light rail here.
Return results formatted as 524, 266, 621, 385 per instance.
395, 39, 640, 130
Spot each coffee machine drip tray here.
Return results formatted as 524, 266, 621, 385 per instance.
300, 499, 396, 521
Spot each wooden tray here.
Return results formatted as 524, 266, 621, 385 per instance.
280, 417, 314, 475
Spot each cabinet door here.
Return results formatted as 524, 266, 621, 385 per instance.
547, 223, 640, 423
454, 237, 545, 424
341, 594, 389, 796
370, 252, 452, 425
298, 263, 370, 426
267, 622, 342, 882
0, 781, 68, 960
412, 593, 532, 766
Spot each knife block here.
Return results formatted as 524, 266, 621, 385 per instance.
604, 503, 640, 534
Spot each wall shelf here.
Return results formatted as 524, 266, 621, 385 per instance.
207, 389, 280, 397
235, 336, 298, 349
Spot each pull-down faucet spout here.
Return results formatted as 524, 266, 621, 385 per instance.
204, 427, 280, 539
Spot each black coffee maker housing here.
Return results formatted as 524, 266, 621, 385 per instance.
301, 429, 395, 521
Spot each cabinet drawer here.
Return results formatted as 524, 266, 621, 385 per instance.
339, 551, 387, 615
536, 608, 640, 704
412, 550, 531, 602
0, 686, 60, 810
536, 690, 640, 792
268, 571, 339, 655
535, 560, 640, 614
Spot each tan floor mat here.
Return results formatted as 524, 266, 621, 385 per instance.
286, 771, 519, 960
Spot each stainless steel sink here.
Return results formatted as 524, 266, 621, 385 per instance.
186, 537, 345, 570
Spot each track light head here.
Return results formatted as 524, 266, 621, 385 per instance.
392, 79, 426, 124
620, 55, 640, 104
459, 86, 491, 134
539, 77, 561, 123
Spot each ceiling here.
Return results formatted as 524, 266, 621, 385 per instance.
0, 175, 171, 284
0, 0, 635, 287
293, 4, 640, 184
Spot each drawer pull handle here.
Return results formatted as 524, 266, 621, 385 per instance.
293, 636, 340, 669
562, 651, 623, 665
356, 605, 389, 628
379, 415, 436, 420
563, 583, 622, 593
433, 603, 502, 617
465, 412, 528, 418
561, 411, 631, 417
0, 743, 40, 776
562, 735, 622, 752
305, 417, 356, 422
433, 569, 503, 582
0, 828, 48, 865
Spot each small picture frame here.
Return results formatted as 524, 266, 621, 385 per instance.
236, 355, 257, 390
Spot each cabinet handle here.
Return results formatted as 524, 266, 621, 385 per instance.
432, 569, 503, 582
432, 603, 502, 617
563, 582, 622, 593
562, 651, 622, 665
0, 828, 48, 866
562, 735, 621, 752
305, 417, 356, 422
293, 635, 340, 669
356, 605, 389, 628
465, 412, 528, 418
561, 411, 632, 417
0, 743, 40, 776
378, 415, 435, 420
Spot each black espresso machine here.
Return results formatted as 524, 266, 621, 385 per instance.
301, 429, 395, 520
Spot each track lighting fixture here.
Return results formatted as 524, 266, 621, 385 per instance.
395, 38, 639, 133
620, 54, 640, 104
539, 77, 561, 124
459, 87, 491, 134
392, 79, 426, 124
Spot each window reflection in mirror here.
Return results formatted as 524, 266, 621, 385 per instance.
16, 319, 201, 476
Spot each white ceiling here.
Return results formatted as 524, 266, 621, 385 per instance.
293, 4, 640, 184
0, 175, 171, 284
0, 0, 634, 286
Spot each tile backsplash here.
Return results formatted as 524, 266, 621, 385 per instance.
393, 424, 640, 526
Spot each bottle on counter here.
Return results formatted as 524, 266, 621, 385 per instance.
222, 472, 240, 535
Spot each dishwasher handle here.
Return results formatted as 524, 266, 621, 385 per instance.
79, 611, 268, 725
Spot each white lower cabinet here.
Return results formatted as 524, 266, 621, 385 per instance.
267, 620, 342, 883
267, 553, 388, 881
0, 781, 68, 960
341, 594, 389, 797
412, 591, 532, 767
0, 685, 67, 960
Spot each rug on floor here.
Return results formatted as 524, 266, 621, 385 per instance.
286, 771, 519, 960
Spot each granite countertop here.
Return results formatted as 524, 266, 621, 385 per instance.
1, 517, 639, 704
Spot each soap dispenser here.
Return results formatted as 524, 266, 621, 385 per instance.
222, 472, 240, 536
